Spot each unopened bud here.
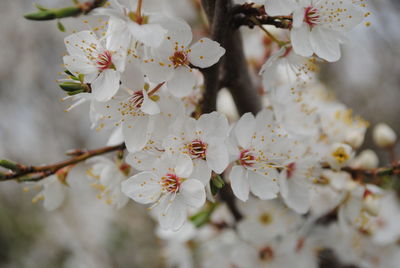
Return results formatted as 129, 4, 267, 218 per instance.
373, 123, 397, 148
54, 6, 81, 18
25, 6, 81, 21
24, 10, 56, 20
345, 130, 365, 149
352, 149, 379, 170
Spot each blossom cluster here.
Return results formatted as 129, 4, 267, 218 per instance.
18, 0, 400, 267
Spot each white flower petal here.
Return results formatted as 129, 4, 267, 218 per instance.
174, 154, 193, 178
205, 142, 229, 174
188, 38, 225, 68
91, 69, 121, 101
42, 176, 65, 211
234, 113, 256, 148
121, 172, 162, 204
180, 179, 206, 208
64, 30, 101, 57
128, 22, 166, 47
248, 170, 279, 200
153, 16, 193, 47
167, 66, 196, 97
291, 26, 313, 58
229, 165, 250, 202
157, 194, 187, 230
197, 111, 229, 139
63, 55, 98, 75
123, 115, 151, 153
309, 27, 341, 62
141, 90, 160, 115
279, 173, 310, 214
191, 159, 212, 185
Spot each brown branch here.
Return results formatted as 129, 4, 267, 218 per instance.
200, 0, 262, 115
231, 3, 292, 29
200, 0, 229, 113
0, 143, 125, 182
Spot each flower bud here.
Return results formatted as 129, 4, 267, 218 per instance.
373, 123, 397, 148
352, 149, 379, 170
24, 10, 56, 20
24, 6, 81, 21
345, 130, 365, 149
326, 143, 353, 171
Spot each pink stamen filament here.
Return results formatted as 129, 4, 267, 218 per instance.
239, 149, 256, 167
161, 174, 181, 193
188, 140, 207, 159
170, 51, 188, 68
286, 162, 296, 179
304, 6, 320, 26
96, 50, 114, 71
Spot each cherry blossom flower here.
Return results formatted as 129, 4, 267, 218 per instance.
121, 154, 206, 230
92, 0, 169, 48
291, 0, 364, 62
92, 65, 184, 152
63, 30, 127, 101
260, 45, 317, 91
326, 143, 354, 171
237, 198, 303, 244
86, 156, 131, 209
227, 111, 286, 202
142, 20, 225, 97
31, 174, 67, 211
163, 112, 229, 185
279, 155, 319, 214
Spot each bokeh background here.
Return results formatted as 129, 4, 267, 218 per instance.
0, 0, 399, 267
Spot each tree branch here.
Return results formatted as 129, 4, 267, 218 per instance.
200, 0, 262, 115
0, 143, 125, 182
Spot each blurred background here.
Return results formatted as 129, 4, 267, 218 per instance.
0, 0, 399, 267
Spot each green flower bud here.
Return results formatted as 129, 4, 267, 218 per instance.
59, 81, 85, 92
0, 160, 20, 171
24, 10, 56, 20
54, 6, 82, 19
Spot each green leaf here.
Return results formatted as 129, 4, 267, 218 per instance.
34, 3, 48, 11
57, 21, 66, 32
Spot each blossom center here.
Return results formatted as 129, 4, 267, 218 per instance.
259, 246, 274, 262
96, 50, 115, 71
286, 162, 296, 179
258, 212, 272, 226
161, 173, 182, 193
304, 6, 320, 26
170, 51, 188, 68
239, 149, 255, 167
188, 139, 207, 160
129, 90, 144, 109
332, 147, 349, 164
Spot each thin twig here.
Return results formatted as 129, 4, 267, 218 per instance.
1, 143, 125, 182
